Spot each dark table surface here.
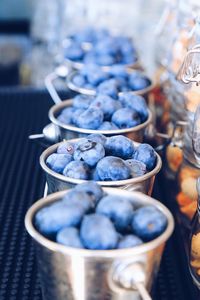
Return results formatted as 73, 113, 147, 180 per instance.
0, 88, 199, 300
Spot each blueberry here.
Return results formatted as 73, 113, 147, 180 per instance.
63, 161, 90, 179
133, 144, 157, 171
96, 195, 134, 231
72, 74, 86, 87
80, 214, 118, 249
118, 235, 143, 249
64, 42, 84, 61
98, 122, 119, 130
96, 156, 131, 181
119, 38, 135, 55
83, 52, 96, 64
71, 108, 85, 125
115, 77, 129, 91
46, 153, 72, 173
122, 54, 137, 64
90, 95, 121, 121
96, 54, 116, 66
82, 64, 109, 86
95, 28, 110, 43
125, 159, 147, 177
105, 136, 135, 159
35, 201, 85, 236
57, 142, 74, 155
87, 133, 107, 145
90, 167, 101, 181
74, 181, 104, 203
62, 189, 94, 211
56, 227, 83, 248
108, 65, 128, 79
73, 27, 95, 44
95, 38, 118, 56
119, 93, 148, 122
57, 107, 74, 124
73, 94, 94, 109
74, 138, 105, 167
97, 79, 119, 99
132, 206, 168, 241
76, 107, 104, 129
112, 108, 141, 128
128, 72, 151, 91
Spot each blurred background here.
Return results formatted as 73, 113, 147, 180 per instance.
0, 0, 164, 87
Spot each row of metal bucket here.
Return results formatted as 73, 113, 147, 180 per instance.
25, 50, 174, 300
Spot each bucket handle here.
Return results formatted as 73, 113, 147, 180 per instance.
45, 65, 70, 104
112, 261, 152, 300
132, 281, 152, 300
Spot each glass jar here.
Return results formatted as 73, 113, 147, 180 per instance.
168, 0, 196, 75
154, 0, 179, 69
189, 177, 200, 289
164, 5, 200, 176
165, 3, 200, 114
152, 0, 179, 132
176, 157, 200, 220
176, 107, 200, 220
152, 0, 200, 133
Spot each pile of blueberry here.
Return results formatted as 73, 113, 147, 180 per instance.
35, 182, 168, 250
71, 64, 151, 94
68, 27, 116, 46
64, 27, 137, 66
46, 134, 157, 181
57, 93, 149, 130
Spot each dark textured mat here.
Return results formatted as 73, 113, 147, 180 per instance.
0, 89, 199, 300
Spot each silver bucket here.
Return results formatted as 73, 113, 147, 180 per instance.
40, 140, 162, 195
48, 99, 153, 143
45, 64, 152, 105
66, 70, 155, 99
25, 188, 174, 300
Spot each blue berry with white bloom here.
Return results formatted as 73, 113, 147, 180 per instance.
74, 139, 105, 167
133, 144, 157, 171
112, 108, 141, 128
63, 161, 90, 179
80, 214, 118, 250
74, 181, 104, 203
96, 195, 134, 231
96, 156, 131, 181
46, 153, 72, 173
90, 94, 121, 121
118, 235, 143, 249
105, 135, 135, 159
56, 227, 83, 248
132, 206, 167, 241
76, 107, 104, 129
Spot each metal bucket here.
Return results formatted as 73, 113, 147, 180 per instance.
25, 188, 174, 300
45, 63, 151, 105
66, 70, 155, 99
48, 99, 153, 143
40, 139, 162, 195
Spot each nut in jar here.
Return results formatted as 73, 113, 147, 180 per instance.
177, 164, 200, 219
191, 232, 200, 277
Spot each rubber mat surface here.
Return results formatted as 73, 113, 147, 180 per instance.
0, 88, 199, 300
